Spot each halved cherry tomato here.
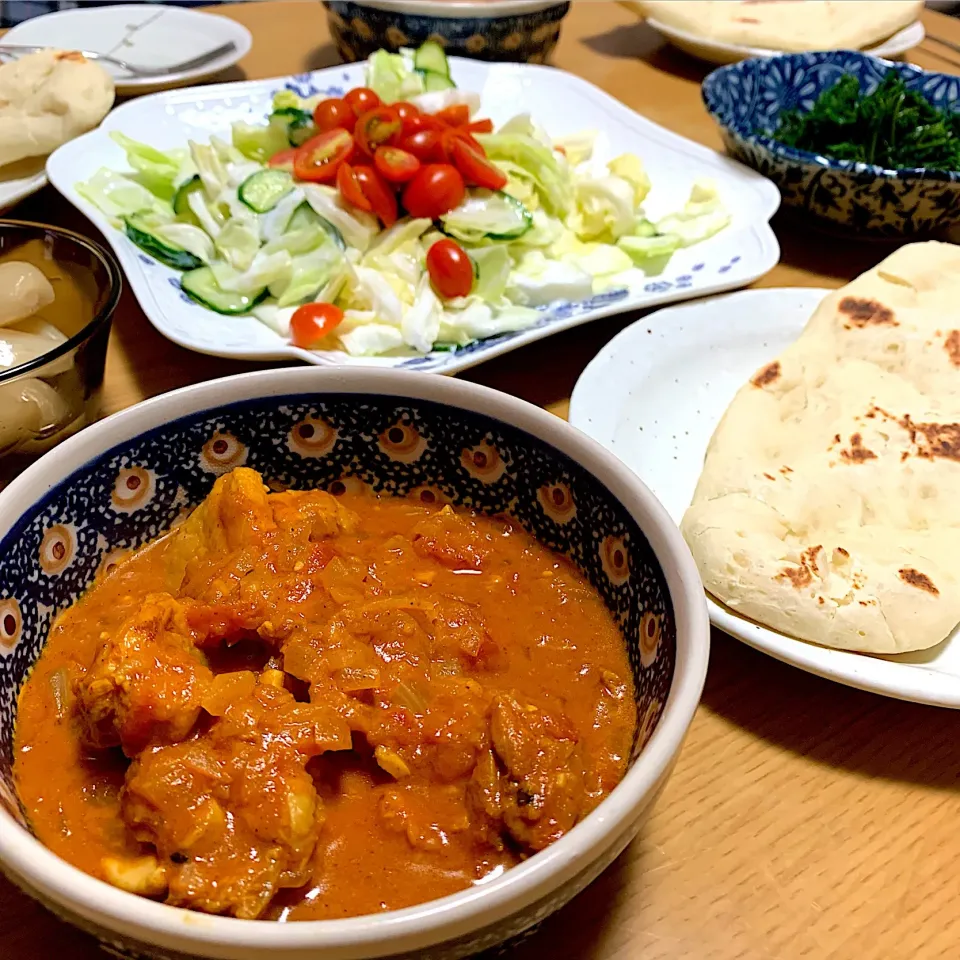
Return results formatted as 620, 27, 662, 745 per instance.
433, 104, 471, 128
313, 97, 355, 133
268, 147, 298, 171
290, 302, 344, 348
399, 129, 445, 163
402, 164, 465, 219
355, 106, 401, 157
337, 162, 372, 211
464, 118, 494, 135
374, 146, 421, 183
394, 101, 421, 130
450, 137, 507, 190
294, 129, 355, 182
354, 164, 398, 226
345, 87, 381, 117
426, 239, 474, 299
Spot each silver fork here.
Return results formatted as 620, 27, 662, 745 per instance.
0, 41, 237, 77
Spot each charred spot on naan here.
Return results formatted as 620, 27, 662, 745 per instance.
839, 433, 878, 463
750, 361, 780, 388
943, 330, 960, 367
775, 545, 824, 590
838, 297, 897, 330
898, 568, 939, 596
899, 416, 960, 461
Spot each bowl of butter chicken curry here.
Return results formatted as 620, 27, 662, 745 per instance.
0, 367, 708, 960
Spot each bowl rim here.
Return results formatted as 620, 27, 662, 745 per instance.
0, 367, 709, 958
701, 50, 960, 182
0, 219, 123, 386
323, 0, 568, 20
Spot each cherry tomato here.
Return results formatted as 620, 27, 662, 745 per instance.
374, 146, 421, 183
434, 104, 471, 128
293, 129, 354, 182
450, 137, 507, 190
355, 106, 401, 156
402, 163, 465, 219
268, 147, 298, 171
336, 162, 372, 211
313, 97, 355, 133
399, 129, 445, 163
354, 164, 398, 226
463, 118, 494, 135
345, 87, 381, 117
426, 239, 474, 299
394, 101, 421, 132
403, 113, 444, 136
290, 302, 345, 348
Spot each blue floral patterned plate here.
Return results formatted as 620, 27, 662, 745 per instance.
0, 368, 708, 960
47, 58, 779, 374
702, 51, 960, 236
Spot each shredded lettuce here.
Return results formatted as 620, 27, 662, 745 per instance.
365, 49, 425, 104
478, 133, 572, 217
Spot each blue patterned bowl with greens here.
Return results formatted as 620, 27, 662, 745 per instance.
0, 367, 707, 960
703, 51, 960, 236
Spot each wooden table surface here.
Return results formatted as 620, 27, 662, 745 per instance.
5, 3, 960, 959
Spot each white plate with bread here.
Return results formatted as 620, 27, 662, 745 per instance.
571, 247, 960, 707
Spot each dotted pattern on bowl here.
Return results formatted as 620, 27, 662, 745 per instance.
702, 51, 960, 235
323, 0, 570, 63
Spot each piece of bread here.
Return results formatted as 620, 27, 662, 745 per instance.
682, 242, 960, 654
627, 1, 923, 53
0, 50, 114, 168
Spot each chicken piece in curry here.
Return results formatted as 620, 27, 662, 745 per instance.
14, 468, 637, 921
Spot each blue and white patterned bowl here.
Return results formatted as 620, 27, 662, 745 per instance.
323, 0, 570, 64
0, 368, 708, 960
702, 51, 960, 236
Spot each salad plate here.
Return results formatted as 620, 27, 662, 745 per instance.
47, 55, 779, 374
569, 287, 960, 708
646, 17, 926, 66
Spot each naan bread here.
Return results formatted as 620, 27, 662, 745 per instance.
0, 50, 114, 168
682, 242, 960, 654
628, 1, 923, 53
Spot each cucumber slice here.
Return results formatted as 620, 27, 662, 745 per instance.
289, 202, 346, 251
421, 71, 456, 93
173, 175, 203, 220
239, 169, 295, 213
180, 266, 267, 315
414, 41, 450, 78
124, 214, 203, 270
269, 107, 315, 147
440, 190, 532, 243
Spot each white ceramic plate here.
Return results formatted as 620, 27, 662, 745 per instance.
569, 287, 960, 708
646, 17, 926, 66
47, 58, 780, 375
3, 3, 251, 94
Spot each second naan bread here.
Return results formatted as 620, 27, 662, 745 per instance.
0, 50, 114, 168
631, 1, 923, 54
682, 241, 960, 654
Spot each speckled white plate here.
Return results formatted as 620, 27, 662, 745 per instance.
570, 287, 960, 708
3, 3, 251, 94
646, 17, 925, 65
47, 57, 780, 374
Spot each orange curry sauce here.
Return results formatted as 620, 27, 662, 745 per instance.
14, 468, 636, 921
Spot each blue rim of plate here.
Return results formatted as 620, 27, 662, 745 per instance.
701, 50, 960, 183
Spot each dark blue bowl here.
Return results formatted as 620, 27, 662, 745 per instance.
323, 1, 570, 63
702, 51, 960, 235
